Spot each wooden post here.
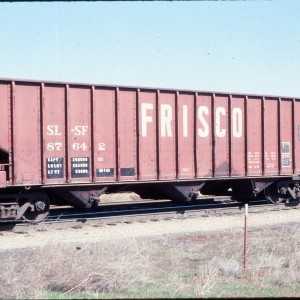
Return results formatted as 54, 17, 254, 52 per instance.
244, 203, 248, 270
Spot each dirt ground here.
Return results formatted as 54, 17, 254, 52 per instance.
1, 204, 300, 298
1, 205, 300, 251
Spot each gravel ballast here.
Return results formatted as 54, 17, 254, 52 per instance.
1, 207, 299, 251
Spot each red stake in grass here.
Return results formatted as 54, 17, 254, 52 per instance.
244, 203, 248, 271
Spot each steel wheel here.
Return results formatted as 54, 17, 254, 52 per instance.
18, 191, 50, 223
265, 184, 284, 204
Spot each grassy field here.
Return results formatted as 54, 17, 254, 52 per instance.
1, 222, 300, 298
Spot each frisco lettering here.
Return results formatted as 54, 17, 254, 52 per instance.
141, 103, 243, 138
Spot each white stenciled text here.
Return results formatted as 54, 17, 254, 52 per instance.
141, 103, 243, 138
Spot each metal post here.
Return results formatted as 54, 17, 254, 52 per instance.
244, 203, 248, 271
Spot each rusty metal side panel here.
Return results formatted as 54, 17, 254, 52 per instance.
138, 90, 157, 180
42, 85, 66, 184
280, 100, 293, 175
0, 83, 10, 152
263, 98, 278, 175
13, 83, 41, 185
246, 97, 262, 175
294, 100, 300, 174
196, 94, 213, 177
230, 96, 245, 176
158, 91, 176, 179
117, 89, 137, 181
177, 93, 195, 179
93, 88, 116, 181
67, 86, 92, 183
0, 171, 6, 187
214, 95, 229, 177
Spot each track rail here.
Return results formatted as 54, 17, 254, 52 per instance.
3, 197, 299, 233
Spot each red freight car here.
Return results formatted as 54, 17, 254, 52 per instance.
0, 78, 300, 222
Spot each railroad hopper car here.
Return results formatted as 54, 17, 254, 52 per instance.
0, 78, 300, 222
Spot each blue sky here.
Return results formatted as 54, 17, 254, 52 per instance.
1, 1, 300, 97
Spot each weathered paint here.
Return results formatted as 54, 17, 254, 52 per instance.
13, 83, 41, 184
42, 84, 66, 184
0, 83, 10, 153
138, 90, 157, 180
67, 86, 92, 183
93, 87, 116, 181
0, 78, 299, 188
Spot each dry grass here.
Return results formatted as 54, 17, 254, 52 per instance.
0, 240, 153, 299
1, 222, 300, 298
